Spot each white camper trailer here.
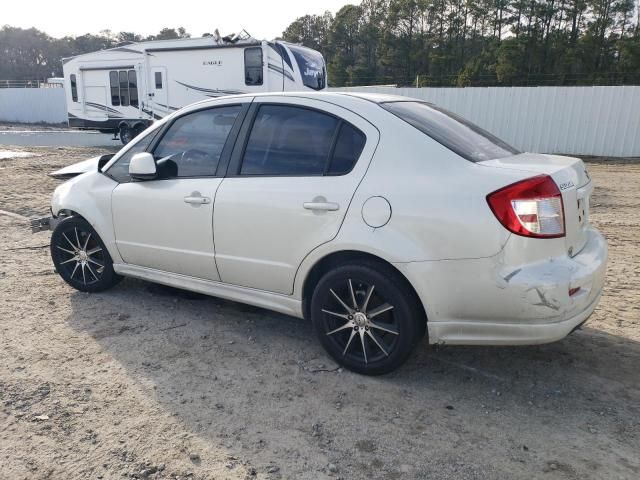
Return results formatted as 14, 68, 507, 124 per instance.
62, 32, 327, 143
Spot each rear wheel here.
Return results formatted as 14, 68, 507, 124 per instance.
119, 124, 133, 145
311, 262, 424, 375
50, 216, 122, 292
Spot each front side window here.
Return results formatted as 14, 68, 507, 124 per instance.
381, 101, 519, 162
288, 45, 326, 90
241, 105, 339, 176
152, 106, 241, 178
244, 47, 263, 86
105, 125, 159, 183
70, 74, 78, 102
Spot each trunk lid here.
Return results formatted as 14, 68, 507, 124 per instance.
480, 153, 592, 256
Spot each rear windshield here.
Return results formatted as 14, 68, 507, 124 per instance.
380, 101, 519, 162
288, 44, 326, 90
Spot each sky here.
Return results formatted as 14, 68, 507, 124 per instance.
2, 0, 354, 40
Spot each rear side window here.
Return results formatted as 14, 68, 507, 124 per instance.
244, 47, 263, 86
381, 101, 519, 162
70, 74, 78, 102
241, 105, 338, 176
327, 123, 366, 175
155, 72, 163, 89
152, 106, 241, 178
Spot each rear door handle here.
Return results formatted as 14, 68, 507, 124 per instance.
303, 201, 339, 211
184, 192, 211, 205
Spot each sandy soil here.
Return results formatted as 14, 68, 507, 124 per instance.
0, 146, 638, 480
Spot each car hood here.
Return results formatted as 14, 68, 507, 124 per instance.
49, 154, 115, 180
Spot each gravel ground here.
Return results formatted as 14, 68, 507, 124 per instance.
0, 146, 638, 480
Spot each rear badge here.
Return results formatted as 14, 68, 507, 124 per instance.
559, 181, 575, 191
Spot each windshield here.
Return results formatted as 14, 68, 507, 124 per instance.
288, 44, 326, 90
381, 101, 519, 162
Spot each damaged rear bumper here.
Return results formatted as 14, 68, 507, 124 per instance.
395, 227, 608, 345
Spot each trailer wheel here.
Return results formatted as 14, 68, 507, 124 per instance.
132, 124, 145, 138
119, 125, 133, 145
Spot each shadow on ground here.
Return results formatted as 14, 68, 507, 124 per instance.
67, 278, 640, 480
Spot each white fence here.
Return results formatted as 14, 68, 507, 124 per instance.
0, 88, 67, 124
0, 85, 638, 156
330, 86, 640, 157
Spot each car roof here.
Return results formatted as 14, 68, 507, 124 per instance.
190, 91, 413, 109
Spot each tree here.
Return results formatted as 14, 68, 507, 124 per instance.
1, 3, 639, 86
281, 0, 640, 86
146, 27, 191, 41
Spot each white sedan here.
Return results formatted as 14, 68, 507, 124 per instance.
35, 92, 608, 375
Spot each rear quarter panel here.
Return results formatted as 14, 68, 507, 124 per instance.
294, 109, 534, 297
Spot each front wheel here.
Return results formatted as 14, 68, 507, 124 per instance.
50, 216, 122, 292
311, 262, 425, 375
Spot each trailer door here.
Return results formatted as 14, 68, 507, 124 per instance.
150, 66, 168, 116
81, 70, 109, 120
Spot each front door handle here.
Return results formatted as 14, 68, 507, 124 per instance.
184, 192, 211, 205
303, 201, 339, 211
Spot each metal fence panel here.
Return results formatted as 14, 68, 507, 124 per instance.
1, 86, 638, 156
0, 88, 67, 124
330, 86, 640, 157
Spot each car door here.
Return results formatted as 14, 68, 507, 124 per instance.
213, 96, 379, 294
111, 100, 249, 280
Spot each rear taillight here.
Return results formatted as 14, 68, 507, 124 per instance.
487, 175, 565, 238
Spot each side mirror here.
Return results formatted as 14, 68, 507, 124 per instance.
129, 152, 157, 180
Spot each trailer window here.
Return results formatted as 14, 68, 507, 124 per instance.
155, 72, 163, 89
109, 71, 120, 106
244, 47, 263, 86
288, 45, 326, 90
128, 71, 138, 108
70, 74, 78, 102
119, 71, 130, 106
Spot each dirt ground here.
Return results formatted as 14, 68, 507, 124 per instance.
0, 146, 638, 480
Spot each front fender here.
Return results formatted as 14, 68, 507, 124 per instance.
52, 171, 121, 263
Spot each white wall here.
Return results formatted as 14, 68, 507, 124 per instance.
0, 88, 67, 124
330, 86, 640, 157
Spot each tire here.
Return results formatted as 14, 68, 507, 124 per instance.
50, 216, 122, 293
132, 124, 145, 138
119, 124, 133, 145
310, 261, 425, 375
